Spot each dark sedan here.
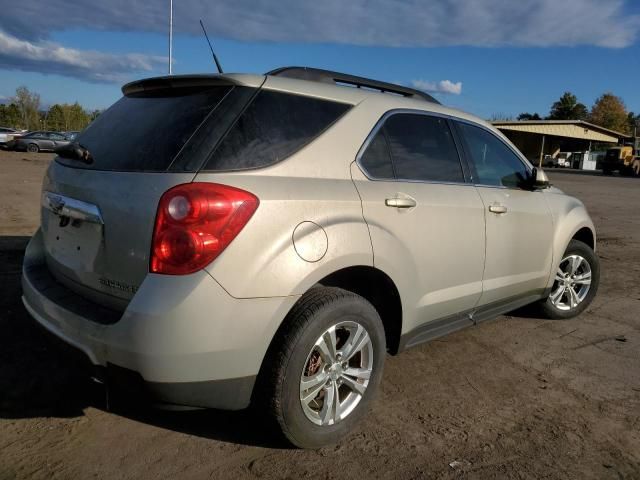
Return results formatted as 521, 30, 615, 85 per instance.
6, 131, 71, 152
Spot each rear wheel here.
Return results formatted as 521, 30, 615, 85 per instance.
539, 239, 599, 320
27, 143, 39, 153
602, 167, 612, 175
257, 287, 385, 448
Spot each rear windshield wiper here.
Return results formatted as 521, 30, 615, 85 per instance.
55, 142, 94, 164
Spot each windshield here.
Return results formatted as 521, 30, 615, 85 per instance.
57, 86, 232, 172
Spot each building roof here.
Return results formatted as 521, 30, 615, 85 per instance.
492, 120, 627, 143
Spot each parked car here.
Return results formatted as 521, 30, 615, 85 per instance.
6, 131, 71, 152
62, 131, 80, 141
22, 67, 600, 448
0, 126, 19, 146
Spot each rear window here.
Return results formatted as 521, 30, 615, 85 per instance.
203, 90, 351, 171
60, 86, 232, 171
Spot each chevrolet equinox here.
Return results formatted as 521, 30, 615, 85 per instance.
22, 67, 600, 448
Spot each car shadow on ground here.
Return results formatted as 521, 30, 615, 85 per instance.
0, 235, 290, 449
0, 235, 549, 449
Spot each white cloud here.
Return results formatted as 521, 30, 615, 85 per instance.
412, 79, 463, 95
0, 0, 638, 84
2, 0, 639, 49
0, 29, 167, 83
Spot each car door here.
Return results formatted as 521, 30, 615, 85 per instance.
49, 132, 68, 149
351, 112, 486, 340
40, 133, 58, 150
26, 132, 47, 150
454, 121, 554, 306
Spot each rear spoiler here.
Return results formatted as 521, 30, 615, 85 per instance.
122, 74, 264, 96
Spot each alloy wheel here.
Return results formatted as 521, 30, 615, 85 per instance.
299, 321, 373, 426
549, 254, 592, 311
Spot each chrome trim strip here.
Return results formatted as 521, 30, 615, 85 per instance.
42, 191, 104, 225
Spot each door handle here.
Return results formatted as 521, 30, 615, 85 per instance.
385, 197, 417, 208
488, 204, 508, 214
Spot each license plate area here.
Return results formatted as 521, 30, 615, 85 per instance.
44, 215, 103, 271
42, 192, 104, 272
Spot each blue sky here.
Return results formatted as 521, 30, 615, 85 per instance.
1, 0, 639, 119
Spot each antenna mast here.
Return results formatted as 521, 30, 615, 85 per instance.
168, 0, 173, 75
199, 19, 224, 73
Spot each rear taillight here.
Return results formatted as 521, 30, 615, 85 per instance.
150, 183, 259, 275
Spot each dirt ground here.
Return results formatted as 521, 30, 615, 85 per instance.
0, 150, 638, 479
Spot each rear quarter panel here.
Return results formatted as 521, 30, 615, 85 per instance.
195, 99, 379, 299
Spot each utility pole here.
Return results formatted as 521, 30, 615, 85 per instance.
168, 0, 173, 75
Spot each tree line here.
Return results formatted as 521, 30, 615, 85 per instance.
0, 86, 101, 132
3, 85, 638, 137
494, 92, 639, 136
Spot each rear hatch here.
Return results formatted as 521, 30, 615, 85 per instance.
41, 75, 262, 310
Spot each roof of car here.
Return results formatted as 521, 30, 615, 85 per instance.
266, 67, 440, 104
122, 68, 494, 137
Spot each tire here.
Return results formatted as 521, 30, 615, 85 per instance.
27, 143, 39, 153
539, 239, 600, 320
602, 167, 612, 175
255, 287, 386, 448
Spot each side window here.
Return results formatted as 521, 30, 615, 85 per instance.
458, 123, 530, 188
384, 114, 464, 183
359, 130, 394, 179
205, 90, 351, 171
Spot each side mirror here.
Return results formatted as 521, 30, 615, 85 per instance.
530, 167, 550, 189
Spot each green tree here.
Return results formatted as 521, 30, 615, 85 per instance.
627, 112, 639, 137
0, 103, 22, 128
11, 86, 41, 130
590, 93, 630, 134
489, 113, 514, 122
548, 92, 588, 120
46, 102, 91, 131
46, 104, 65, 131
517, 112, 541, 120
67, 102, 90, 130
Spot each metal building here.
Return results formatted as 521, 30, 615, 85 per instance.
492, 120, 629, 168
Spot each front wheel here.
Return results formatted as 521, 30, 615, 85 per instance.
257, 287, 386, 448
539, 239, 600, 320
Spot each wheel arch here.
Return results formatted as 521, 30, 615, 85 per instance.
571, 226, 595, 251
545, 197, 597, 291
262, 265, 404, 368
314, 266, 403, 355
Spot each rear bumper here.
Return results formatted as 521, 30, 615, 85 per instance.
22, 229, 299, 410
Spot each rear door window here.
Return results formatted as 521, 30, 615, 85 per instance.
358, 130, 395, 179
60, 86, 232, 171
358, 113, 464, 183
203, 90, 351, 171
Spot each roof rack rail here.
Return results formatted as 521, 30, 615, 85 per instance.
266, 66, 440, 104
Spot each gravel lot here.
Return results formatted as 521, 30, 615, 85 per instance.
0, 150, 638, 479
